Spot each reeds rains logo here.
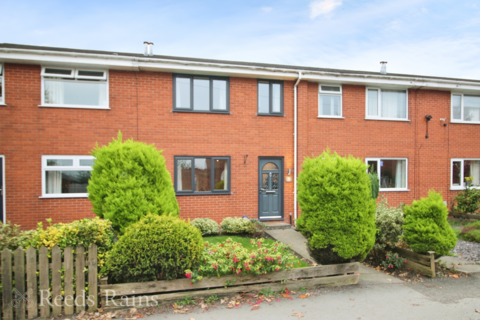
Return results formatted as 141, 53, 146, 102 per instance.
12, 289, 96, 308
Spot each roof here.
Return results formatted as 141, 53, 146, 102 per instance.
1, 43, 480, 84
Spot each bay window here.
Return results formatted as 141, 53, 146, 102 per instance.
366, 158, 408, 191
41, 67, 109, 109
174, 156, 230, 195
42, 156, 94, 197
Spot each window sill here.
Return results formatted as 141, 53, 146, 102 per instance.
379, 189, 410, 192
39, 194, 89, 199
450, 121, 480, 125
173, 109, 230, 114
257, 113, 284, 117
450, 187, 480, 191
175, 192, 232, 196
317, 116, 345, 119
365, 118, 410, 122
0, 103, 6, 106
39, 105, 110, 110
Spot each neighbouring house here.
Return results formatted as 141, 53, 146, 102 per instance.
0, 43, 479, 229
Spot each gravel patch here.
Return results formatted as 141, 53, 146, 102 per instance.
450, 240, 480, 263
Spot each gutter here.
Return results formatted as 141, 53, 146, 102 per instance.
293, 71, 302, 226
1, 47, 480, 89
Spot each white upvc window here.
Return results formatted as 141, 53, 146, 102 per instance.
451, 93, 480, 124
0, 63, 4, 105
366, 88, 408, 120
318, 84, 342, 118
41, 67, 109, 109
41, 156, 95, 198
451, 159, 480, 190
366, 158, 408, 191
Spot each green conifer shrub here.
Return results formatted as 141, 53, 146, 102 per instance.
104, 214, 203, 283
87, 132, 179, 233
402, 191, 457, 256
368, 171, 380, 199
296, 150, 376, 264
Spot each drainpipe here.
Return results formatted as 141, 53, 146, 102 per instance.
293, 71, 302, 226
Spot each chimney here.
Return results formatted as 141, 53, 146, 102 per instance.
143, 42, 154, 56
380, 61, 387, 74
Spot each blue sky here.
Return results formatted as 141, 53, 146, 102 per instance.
2, 0, 480, 79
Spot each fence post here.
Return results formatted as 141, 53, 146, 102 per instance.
63, 247, 74, 316
88, 244, 98, 312
38, 247, 50, 318
2, 248, 13, 320
14, 248, 26, 320
26, 248, 37, 320
428, 251, 436, 278
75, 245, 85, 313
51, 246, 62, 317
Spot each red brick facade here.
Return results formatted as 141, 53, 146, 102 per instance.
1, 59, 479, 230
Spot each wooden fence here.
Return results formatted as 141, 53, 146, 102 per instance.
99, 262, 360, 310
393, 247, 436, 278
1, 244, 98, 320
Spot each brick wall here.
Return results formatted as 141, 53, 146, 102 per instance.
1, 63, 478, 230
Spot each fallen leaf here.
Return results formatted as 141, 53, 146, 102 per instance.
190, 318, 195, 320
282, 294, 291, 299
292, 312, 304, 319
136, 314, 144, 318
475, 309, 480, 313
299, 295, 308, 299
387, 279, 392, 281
172, 310, 187, 314
251, 305, 260, 311
173, 303, 178, 309
284, 288, 290, 294
350, 298, 355, 301
452, 275, 459, 279
77, 310, 86, 319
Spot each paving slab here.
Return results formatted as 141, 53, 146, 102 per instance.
436, 256, 480, 274
265, 228, 315, 263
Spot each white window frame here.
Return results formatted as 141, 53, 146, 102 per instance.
365, 87, 409, 121
41, 155, 95, 198
366, 157, 409, 192
451, 93, 480, 124
318, 84, 343, 118
40, 67, 109, 109
0, 63, 5, 105
450, 158, 480, 190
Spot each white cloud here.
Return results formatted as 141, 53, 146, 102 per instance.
309, 0, 342, 19
421, 7, 428, 13
261, 6, 273, 13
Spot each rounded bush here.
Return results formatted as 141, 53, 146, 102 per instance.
104, 214, 204, 283
88, 132, 179, 233
190, 218, 220, 236
220, 217, 252, 234
402, 191, 457, 256
296, 150, 376, 264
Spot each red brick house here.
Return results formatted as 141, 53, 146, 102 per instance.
1, 43, 479, 229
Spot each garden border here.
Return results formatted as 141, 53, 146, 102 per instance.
99, 262, 360, 310
392, 247, 435, 278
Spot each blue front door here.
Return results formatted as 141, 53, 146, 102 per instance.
258, 158, 283, 220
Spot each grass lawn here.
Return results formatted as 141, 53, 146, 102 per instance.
203, 235, 310, 268
448, 218, 480, 242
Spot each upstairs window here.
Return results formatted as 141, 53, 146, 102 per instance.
319, 84, 342, 118
366, 88, 408, 120
42, 156, 95, 198
451, 159, 480, 189
173, 74, 229, 113
174, 156, 230, 195
367, 158, 408, 191
258, 80, 283, 116
41, 67, 108, 109
0, 63, 4, 104
451, 94, 480, 123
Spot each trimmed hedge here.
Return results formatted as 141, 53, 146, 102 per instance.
220, 217, 252, 234
190, 218, 220, 236
402, 191, 457, 256
296, 150, 376, 264
104, 214, 204, 283
88, 132, 179, 233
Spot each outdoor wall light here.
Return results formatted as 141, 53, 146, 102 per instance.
285, 168, 293, 182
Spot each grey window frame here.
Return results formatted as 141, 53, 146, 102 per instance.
172, 74, 230, 114
257, 79, 284, 116
174, 156, 231, 195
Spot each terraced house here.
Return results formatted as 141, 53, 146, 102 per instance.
1, 43, 479, 229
